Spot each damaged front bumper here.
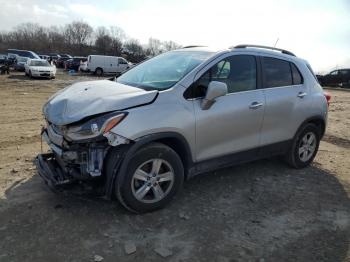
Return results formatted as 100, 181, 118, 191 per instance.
36, 153, 72, 191
36, 127, 110, 190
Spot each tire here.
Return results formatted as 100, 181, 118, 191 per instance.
285, 123, 321, 169
95, 68, 103, 76
29, 70, 33, 78
116, 142, 184, 213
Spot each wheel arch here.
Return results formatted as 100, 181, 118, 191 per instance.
104, 132, 194, 199
296, 116, 326, 139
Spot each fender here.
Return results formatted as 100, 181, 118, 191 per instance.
294, 115, 326, 139
104, 132, 194, 199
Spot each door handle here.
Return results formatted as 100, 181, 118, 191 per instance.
249, 102, 263, 109
297, 92, 307, 98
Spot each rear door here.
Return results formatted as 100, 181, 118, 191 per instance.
260, 56, 308, 150
191, 54, 265, 162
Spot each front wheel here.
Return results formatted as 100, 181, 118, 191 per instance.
116, 143, 184, 213
285, 123, 320, 169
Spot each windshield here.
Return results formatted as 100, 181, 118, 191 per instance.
30, 60, 50, 67
117, 50, 213, 90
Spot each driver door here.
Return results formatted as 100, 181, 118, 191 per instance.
190, 55, 265, 162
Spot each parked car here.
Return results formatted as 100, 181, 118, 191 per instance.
48, 53, 61, 60
6, 53, 19, 67
39, 55, 50, 60
318, 69, 350, 88
37, 44, 329, 213
56, 54, 72, 68
14, 56, 29, 71
86, 55, 132, 76
64, 57, 87, 71
79, 61, 88, 72
7, 49, 40, 59
24, 59, 56, 79
0, 55, 10, 74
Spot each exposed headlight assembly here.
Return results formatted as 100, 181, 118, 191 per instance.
64, 112, 127, 141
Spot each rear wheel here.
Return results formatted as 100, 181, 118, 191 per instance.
285, 123, 320, 168
116, 143, 184, 213
29, 70, 33, 78
95, 68, 103, 76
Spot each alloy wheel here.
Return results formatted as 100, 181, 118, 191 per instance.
298, 132, 317, 162
131, 159, 174, 203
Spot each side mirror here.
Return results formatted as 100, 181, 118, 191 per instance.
201, 81, 227, 110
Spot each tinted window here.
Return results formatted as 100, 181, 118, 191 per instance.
330, 70, 338, 75
291, 63, 303, 85
263, 57, 292, 88
187, 55, 256, 97
340, 70, 350, 75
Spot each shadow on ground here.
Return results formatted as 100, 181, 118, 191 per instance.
0, 159, 349, 262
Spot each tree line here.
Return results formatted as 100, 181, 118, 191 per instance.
0, 21, 181, 62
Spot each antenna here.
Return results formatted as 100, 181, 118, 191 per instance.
274, 38, 279, 47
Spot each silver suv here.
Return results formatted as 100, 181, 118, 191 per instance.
37, 45, 329, 213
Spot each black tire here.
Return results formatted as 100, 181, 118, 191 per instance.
29, 70, 33, 78
95, 68, 103, 76
116, 142, 184, 213
285, 123, 321, 169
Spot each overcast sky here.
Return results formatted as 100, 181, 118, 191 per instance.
0, 0, 349, 73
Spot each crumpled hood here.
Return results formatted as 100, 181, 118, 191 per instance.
43, 80, 158, 125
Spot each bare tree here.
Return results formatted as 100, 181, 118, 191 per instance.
163, 40, 181, 51
147, 37, 163, 56
124, 39, 146, 62
0, 21, 182, 62
65, 21, 93, 52
95, 26, 112, 55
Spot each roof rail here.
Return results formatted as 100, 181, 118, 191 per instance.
182, 45, 206, 49
232, 44, 296, 56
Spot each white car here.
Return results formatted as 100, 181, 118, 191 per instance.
86, 55, 132, 76
25, 59, 56, 79
79, 61, 88, 72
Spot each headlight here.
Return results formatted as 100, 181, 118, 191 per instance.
64, 112, 127, 141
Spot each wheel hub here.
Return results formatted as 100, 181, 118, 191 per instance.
131, 159, 175, 203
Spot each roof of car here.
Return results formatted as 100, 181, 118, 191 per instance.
177, 44, 299, 60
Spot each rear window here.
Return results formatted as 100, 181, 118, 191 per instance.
263, 57, 292, 88
306, 63, 318, 82
291, 63, 303, 85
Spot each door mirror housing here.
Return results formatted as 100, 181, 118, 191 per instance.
201, 81, 228, 110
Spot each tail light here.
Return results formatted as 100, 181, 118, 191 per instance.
324, 91, 331, 107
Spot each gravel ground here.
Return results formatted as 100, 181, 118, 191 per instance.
0, 70, 349, 262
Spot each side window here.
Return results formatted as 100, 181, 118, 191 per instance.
118, 58, 127, 64
185, 55, 257, 98
330, 70, 338, 75
263, 57, 292, 88
291, 63, 303, 85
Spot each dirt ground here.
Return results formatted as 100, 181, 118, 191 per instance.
0, 70, 349, 262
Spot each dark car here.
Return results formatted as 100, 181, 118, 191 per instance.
56, 54, 72, 68
64, 56, 87, 71
14, 56, 29, 71
0, 55, 10, 74
318, 69, 350, 88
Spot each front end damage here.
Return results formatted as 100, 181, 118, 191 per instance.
36, 119, 131, 195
